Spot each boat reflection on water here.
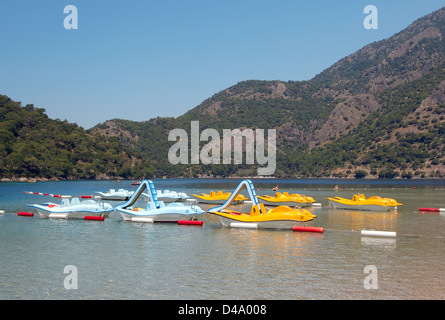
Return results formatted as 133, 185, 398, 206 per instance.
326, 208, 398, 231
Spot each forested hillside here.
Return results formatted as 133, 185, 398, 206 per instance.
0, 95, 154, 180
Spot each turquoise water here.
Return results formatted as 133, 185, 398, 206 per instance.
1, 179, 444, 299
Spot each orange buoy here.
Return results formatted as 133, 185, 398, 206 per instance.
292, 226, 324, 233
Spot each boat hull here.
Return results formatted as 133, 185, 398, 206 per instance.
259, 199, 311, 207
157, 196, 187, 203
190, 192, 246, 205
27, 199, 114, 219
32, 207, 113, 219
96, 191, 133, 201
119, 211, 199, 222
213, 213, 312, 229
116, 203, 204, 222
100, 196, 130, 201
328, 200, 396, 211
192, 198, 244, 205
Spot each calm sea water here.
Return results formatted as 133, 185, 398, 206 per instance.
1, 178, 444, 300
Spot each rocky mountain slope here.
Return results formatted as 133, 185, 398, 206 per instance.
91, 7, 444, 178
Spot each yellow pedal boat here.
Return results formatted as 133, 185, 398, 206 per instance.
191, 190, 247, 204
208, 180, 316, 229
326, 194, 402, 211
258, 192, 315, 207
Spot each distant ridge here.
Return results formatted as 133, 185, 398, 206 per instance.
91, 7, 444, 179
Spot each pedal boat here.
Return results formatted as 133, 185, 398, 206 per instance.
191, 190, 247, 205
115, 180, 204, 222
156, 189, 189, 203
258, 192, 315, 207
326, 194, 402, 211
27, 198, 114, 219
96, 188, 134, 201
208, 180, 316, 229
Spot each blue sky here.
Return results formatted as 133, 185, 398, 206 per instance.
1, 0, 443, 129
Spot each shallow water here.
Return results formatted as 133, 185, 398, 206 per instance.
1, 179, 444, 299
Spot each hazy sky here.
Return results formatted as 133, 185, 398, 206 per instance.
1, 0, 443, 129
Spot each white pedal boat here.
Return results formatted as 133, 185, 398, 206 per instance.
156, 189, 189, 203
115, 180, 204, 223
27, 198, 114, 219
96, 188, 134, 201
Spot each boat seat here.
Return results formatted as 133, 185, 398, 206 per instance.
81, 200, 96, 205
210, 191, 216, 197
61, 198, 70, 206
270, 205, 292, 213
216, 190, 223, 196
250, 203, 266, 216
283, 192, 289, 196
71, 198, 80, 205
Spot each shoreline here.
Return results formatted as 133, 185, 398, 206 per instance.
2, 176, 445, 183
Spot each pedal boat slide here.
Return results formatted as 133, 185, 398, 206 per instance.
208, 180, 316, 229
115, 180, 204, 223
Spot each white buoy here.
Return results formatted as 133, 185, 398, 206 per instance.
48, 213, 68, 219
131, 217, 154, 223
361, 230, 396, 238
230, 222, 258, 229
312, 203, 322, 207
244, 200, 253, 204
0, 210, 5, 215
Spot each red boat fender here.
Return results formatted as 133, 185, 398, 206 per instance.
292, 226, 324, 233
84, 216, 104, 221
18, 212, 34, 217
81, 195, 92, 199
178, 220, 203, 226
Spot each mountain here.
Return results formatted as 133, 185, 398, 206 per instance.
2, 7, 444, 180
91, 7, 445, 179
